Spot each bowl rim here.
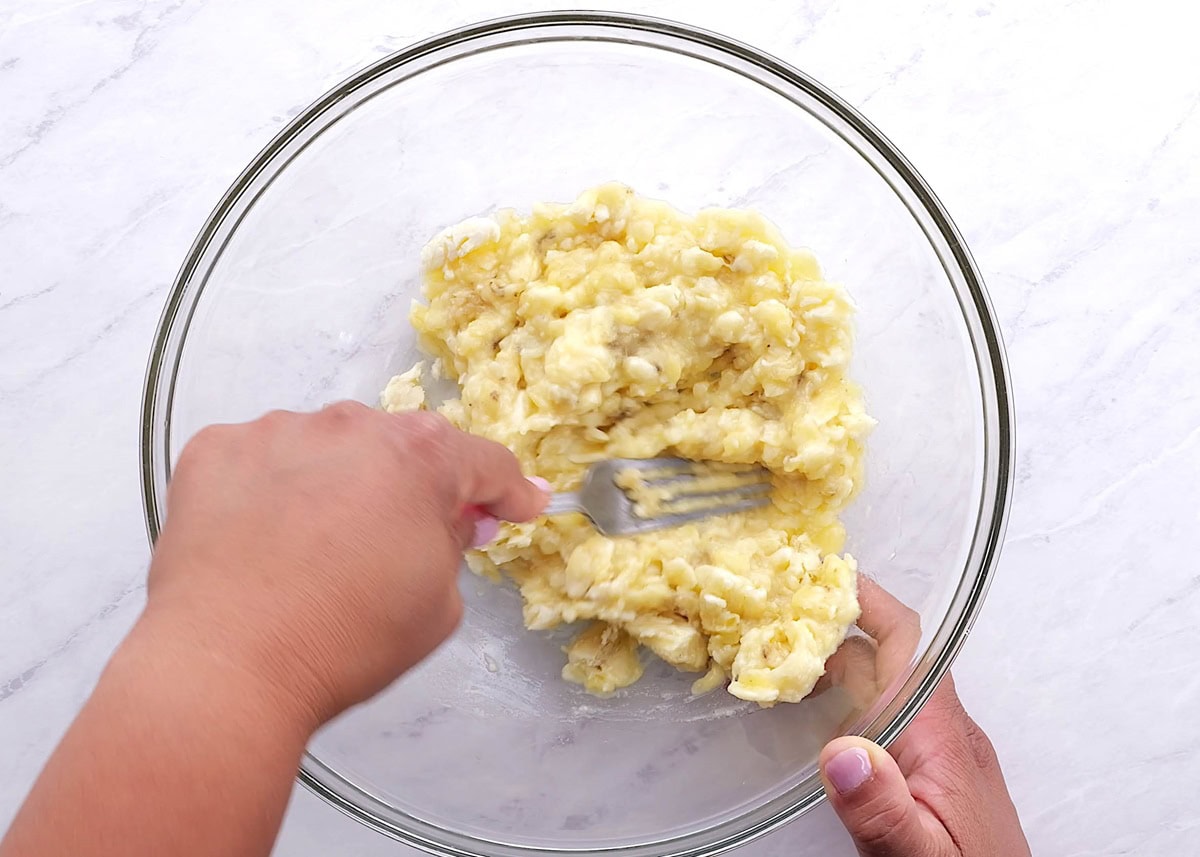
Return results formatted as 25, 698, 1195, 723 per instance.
140, 10, 1015, 857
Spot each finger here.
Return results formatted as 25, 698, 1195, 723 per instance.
447, 432, 551, 522
855, 576, 920, 645
855, 576, 922, 690
811, 635, 879, 708
820, 736, 949, 857
452, 505, 501, 551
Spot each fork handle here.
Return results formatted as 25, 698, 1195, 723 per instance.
543, 492, 585, 517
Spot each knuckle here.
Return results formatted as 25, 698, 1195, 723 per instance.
924, 674, 968, 724
252, 408, 297, 437
259, 408, 294, 426
849, 793, 912, 851
932, 676, 1001, 774
959, 713, 999, 771
176, 425, 227, 472
251, 410, 301, 446
322, 400, 370, 422
397, 411, 453, 454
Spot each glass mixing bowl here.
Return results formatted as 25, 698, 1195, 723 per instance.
141, 12, 1013, 857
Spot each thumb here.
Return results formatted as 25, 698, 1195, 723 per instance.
819, 737, 942, 857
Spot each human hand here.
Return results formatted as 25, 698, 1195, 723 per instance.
818, 580, 1030, 856
143, 403, 548, 730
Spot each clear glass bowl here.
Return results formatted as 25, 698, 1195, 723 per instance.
141, 12, 1013, 857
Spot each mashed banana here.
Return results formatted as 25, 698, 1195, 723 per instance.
382, 184, 873, 705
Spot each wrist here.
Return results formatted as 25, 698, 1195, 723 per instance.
124, 605, 327, 743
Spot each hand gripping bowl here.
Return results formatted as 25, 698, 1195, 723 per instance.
140, 12, 1013, 857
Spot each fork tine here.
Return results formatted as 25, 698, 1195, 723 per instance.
614, 456, 693, 474
578, 457, 775, 536
623, 495, 773, 534
668, 480, 773, 502
630, 457, 762, 473
625, 472, 773, 520
641, 470, 771, 496
640, 480, 772, 516
616, 458, 767, 485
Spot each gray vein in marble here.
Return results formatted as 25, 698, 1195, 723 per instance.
1007, 422, 1200, 547
727, 148, 831, 208
1138, 91, 1200, 171
0, 578, 143, 702
857, 47, 925, 107
0, 281, 58, 312
0, 0, 192, 169
79, 186, 181, 259
1, 285, 162, 396
787, 0, 839, 47
1125, 574, 1200, 636
1001, 211, 1147, 339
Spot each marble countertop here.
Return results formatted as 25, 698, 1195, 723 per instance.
3, 1, 1197, 854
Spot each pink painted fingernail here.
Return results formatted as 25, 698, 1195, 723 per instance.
526, 476, 551, 493
826, 747, 872, 794
470, 515, 500, 548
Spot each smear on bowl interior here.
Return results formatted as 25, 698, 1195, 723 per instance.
382, 184, 874, 706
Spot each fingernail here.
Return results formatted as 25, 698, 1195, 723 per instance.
470, 515, 500, 548
526, 476, 551, 493
826, 747, 872, 795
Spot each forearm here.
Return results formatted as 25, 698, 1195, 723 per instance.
0, 613, 316, 857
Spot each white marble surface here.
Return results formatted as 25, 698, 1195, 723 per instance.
2, 0, 1197, 854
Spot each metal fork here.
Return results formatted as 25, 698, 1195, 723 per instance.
540, 457, 773, 536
